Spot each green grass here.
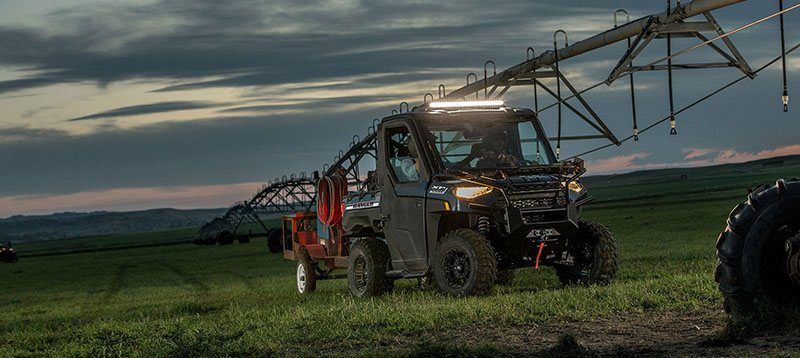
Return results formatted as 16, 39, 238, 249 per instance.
12, 228, 199, 256
0, 162, 798, 356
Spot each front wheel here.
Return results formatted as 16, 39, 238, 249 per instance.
433, 229, 498, 297
296, 248, 317, 294
555, 220, 619, 286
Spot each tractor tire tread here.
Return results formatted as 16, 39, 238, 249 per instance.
715, 178, 800, 316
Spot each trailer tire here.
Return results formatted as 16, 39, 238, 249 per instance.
433, 229, 497, 297
715, 179, 800, 318
267, 229, 282, 253
496, 269, 516, 286
555, 220, 618, 286
348, 238, 391, 298
297, 247, 317, 294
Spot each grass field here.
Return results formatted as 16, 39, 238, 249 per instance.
2, 158, 800, 356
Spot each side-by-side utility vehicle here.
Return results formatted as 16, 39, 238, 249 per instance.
0, 241, 18, 264
284, 101, 619, 297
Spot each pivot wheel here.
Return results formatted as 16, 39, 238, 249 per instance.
347, 238, 391, 298
267, 229, 282, 253
555, 220, 619, 286
296, 247, 317, 294
716, 179, 800, 317
433, 229, 497, 297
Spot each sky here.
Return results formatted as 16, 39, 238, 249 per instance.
1, 0, 799, 217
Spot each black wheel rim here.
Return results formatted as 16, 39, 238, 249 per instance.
353, 254, 368, 293
442, 248, 472, 289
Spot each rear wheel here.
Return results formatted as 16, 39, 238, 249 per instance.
716, 179, 800, 317
555, 220, 618, 286
433, 229, 497, 297
296, 247, 317, 294
347, 238, 391, 298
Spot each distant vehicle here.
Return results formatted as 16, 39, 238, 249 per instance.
285, 102, 618, 297
0, 241, 18, 263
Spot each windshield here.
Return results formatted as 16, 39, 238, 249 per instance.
421, 115, 553, 171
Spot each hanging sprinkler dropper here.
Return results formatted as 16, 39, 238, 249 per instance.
554, 30, 568, 159
780, 0, 789, 112
667, 0, 678, 135
616, 9, 639, 141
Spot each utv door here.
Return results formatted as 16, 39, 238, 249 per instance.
378, 120, 429, 273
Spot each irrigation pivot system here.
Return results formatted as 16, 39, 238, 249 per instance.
198, 0, 800, 314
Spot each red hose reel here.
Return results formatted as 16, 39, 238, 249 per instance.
317, 170, 348, 227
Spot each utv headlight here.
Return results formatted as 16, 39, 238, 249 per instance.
564, 181, 585, 193
455, 186, 493, 200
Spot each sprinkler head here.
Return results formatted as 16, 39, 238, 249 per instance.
633, 127, 639, 141
782, 91, 789, 112
669, 119, 677, 136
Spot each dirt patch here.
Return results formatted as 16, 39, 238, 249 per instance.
403, 308, 800, 357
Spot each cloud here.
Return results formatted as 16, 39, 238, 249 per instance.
0, 111, 374, 197
0, 0, 631, 95
586, 153, 651, 174
682, 147, 716, 160
712, 144, 800, 164
588, 145, 800, 175
68, 101, 223, 121
0, 181, 264, 218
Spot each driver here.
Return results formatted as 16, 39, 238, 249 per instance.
475, 130, 519, 168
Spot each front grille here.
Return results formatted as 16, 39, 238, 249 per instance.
506, 181, 562, 194
510, 192, 567, 210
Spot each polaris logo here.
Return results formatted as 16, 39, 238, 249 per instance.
527, 228, 560, 238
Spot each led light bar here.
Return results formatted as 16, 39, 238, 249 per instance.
427, 100, 504, 109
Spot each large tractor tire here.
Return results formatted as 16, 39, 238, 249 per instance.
296, 247, 317, 294
555, 220, 619, 286
267, 229, 282, 253
716, 179, 800, 317
433, 229, 498, 297
347, 238, 391, 298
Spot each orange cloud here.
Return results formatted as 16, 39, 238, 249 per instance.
585, 153, 651, 174
712, 144, 800, 164
586, 144, 800, 175
682, 147, 715, 160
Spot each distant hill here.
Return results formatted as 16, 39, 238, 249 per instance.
582, 155, 800, 203
0, 208, 225, 243
2, 155, 798, 244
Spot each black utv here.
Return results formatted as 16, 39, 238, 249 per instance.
0, 241, 18, 264
341, 102, 618, 297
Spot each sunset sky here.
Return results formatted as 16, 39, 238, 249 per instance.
1, 0, 799, 217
